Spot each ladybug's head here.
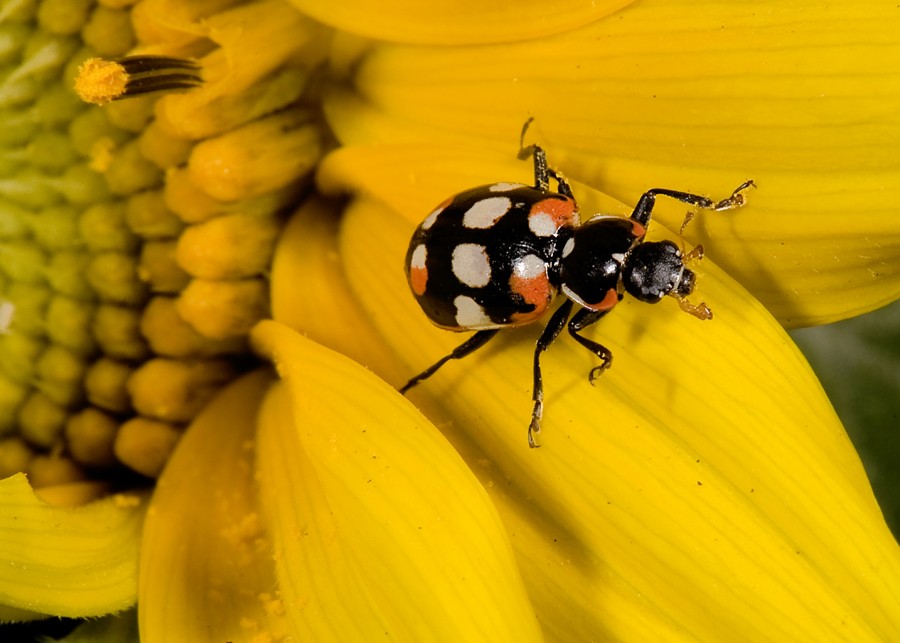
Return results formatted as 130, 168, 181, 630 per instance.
622, 241, 712, 320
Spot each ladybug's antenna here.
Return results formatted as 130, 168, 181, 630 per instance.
518, 117, 535, 154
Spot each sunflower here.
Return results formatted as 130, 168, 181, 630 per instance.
1, 1, 898, 641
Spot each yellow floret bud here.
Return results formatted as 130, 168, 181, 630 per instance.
162, 166, 225, 223
137, 119, 192, 169
65, 407, 118, 467
177, 278, 268, 340
114, 416, 180, 478
140, 296, 246, 358
187, 111, 320, 202
27, 453, 87, 487
0, 436, 34, 477
138, 240, 190, 293
127, 357, 236, 423
177, 211, 281, 279
83, 357, 132, 414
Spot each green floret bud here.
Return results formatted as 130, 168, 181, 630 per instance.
35, 343, 87, 408
79, 200, 139, 252
45, 295, 97, 354
18, 390, 67, 449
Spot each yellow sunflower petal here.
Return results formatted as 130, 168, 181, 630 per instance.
0, 474, 146, 619
138, 369, 288, 643
287, 0, 634, 45
251, 321, 542, 642
270, 197, 407, 384
324, 1, 900, 326
274, 177, 900, 639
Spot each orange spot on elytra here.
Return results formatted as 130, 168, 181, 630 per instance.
588, 288, 620, 311
410, 266, 428, 295
630, 220, 647, 239
530, 197, 577, 227
509, 273, 552, 324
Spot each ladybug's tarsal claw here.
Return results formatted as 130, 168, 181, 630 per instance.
684, 244, 705, 263
679, 210, 696, 235
588, 361, 611, 385
712, 179, 756, 211
676, 296, 713, 320
528, 404, 543, 448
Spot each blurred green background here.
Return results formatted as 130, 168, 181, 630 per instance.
791, 300, 900, 539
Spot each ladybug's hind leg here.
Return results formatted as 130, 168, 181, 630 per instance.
399, 329, 499, 394
528, 300, 574, 448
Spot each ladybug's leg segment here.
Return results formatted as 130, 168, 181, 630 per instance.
630, 189, 715, 228
517, 119, 572, 197
528, 300, 574, 447
631, 180, 756, 228
518, 141, 552, 192
399, 329, 499, 395
567, 307, 614, 384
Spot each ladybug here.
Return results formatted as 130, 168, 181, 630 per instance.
401, 127, 753, 447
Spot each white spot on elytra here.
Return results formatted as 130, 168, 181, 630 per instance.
421, 207, 443, 230
512, 254, 546, 279
562, 237, 575, 258
528, 213, 556, 237
462, 197, 510, 229
489, 182, 524, 192
454, 295, 491, 327
410, 244, 427, 269
452, 243, 491, 287
611, 252, 625, 264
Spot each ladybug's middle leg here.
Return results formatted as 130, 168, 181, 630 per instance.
528, 299, 574, 448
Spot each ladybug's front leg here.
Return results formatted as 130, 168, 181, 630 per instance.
528, 300, 574, 448
567, 308, 614, 383
630, 180, 755, 228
